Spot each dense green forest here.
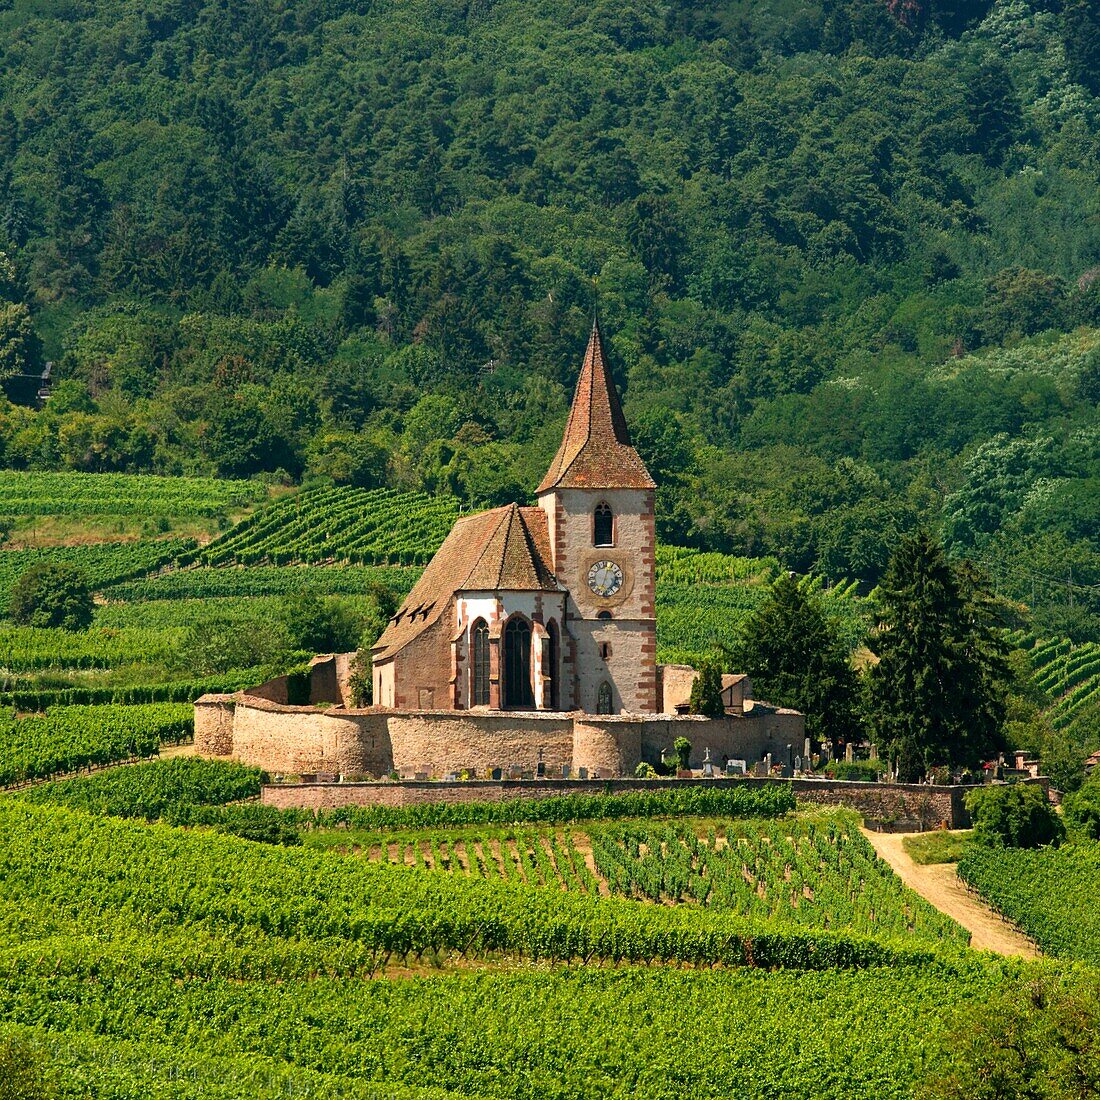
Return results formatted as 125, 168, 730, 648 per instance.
0, 0, 1098, 635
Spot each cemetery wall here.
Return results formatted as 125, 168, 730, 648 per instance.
198, 692, 803, 780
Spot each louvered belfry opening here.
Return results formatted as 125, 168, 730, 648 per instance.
503, 617, 534, 708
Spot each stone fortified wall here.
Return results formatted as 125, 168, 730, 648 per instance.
195, 692, 805, 779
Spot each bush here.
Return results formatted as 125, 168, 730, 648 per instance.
1063, 776, 1100, 840
965, 783, 1064, 849
829, 759, 887, 782
674, 736, 692, 771
8, 563, 93, 630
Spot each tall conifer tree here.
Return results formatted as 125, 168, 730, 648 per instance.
868, 532, 1008, 781
732, 573, 861, 752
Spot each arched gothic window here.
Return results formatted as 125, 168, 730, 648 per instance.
597, 681, 613, 715
594, 502, 614, 547
471, 619, 490, 707
546, 620, 560, 710
503, 617, 534, 709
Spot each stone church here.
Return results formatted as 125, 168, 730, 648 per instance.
194, 323, 805, 780
371, 319, 658, 715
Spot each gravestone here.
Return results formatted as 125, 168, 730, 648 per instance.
702, 747, 714, 778
560, 764, 570, 779
804, 737, 812, 762
731, 759, 747, 775
443, 772, 458, 782
578, 766, 588, 780
726, 762, 737, 777
845, 742, 854, 763
765, 752, 773, 771
794, 755, 802, 772
536, 761, 545, 779
754, 760, 768, 778
783, 744, 793, 769
491, 767, 503, 781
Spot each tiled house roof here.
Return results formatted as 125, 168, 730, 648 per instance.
372, 504, 560, 661
536, 319, 655, 493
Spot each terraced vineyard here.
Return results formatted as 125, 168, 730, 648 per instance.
1026, 636, 1100, 731
0, 703, 193, 786
198, 487, 461, 566
657, 572, 867, 665
0, 537, 194, 604
347, 814, 966, 943
0, 471, 260, 517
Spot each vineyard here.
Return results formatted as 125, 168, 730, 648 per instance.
0, 537, 194, 605
0, 470, 261, 518
1023, 636, 1100, 732
957, 840, 1100, 964
657, 572, 867, 664
0, 960, 1004, 1100
104, 563, 420, 601
20, 757, 266, 819
0, 703, 193, 786
0, 801, 950, 973
198, 487, 461, 566
345, 814, 966, 944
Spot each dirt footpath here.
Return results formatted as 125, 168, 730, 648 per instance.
861, 828, 1040, 959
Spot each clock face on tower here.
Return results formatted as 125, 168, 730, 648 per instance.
587, 559, 624, 598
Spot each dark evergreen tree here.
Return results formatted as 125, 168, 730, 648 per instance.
688, 658, 725, 717
732, 573, 862, 752
867, 532, 1008, 781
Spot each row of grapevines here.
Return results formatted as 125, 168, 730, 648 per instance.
19, 757, 265, 818
0, 623, 177, 670
0, 704, 193, 786
0, 1021, 481, 1100
0, 538, 194, 604
655, 545, 782, 584
0, 958, 1005, 1100
0, 471, 260, 516
348, 814, 965, 944
0, 669, 265, 713
0, 801, 941, 971
587, 817, 967, 942
198, 487, 460, 567
957, 840, 1100, 963
106, 564, 420, 601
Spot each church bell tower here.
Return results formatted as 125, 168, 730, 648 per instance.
537, 321, 657, 715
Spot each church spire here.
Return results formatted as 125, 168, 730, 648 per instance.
537, 319, 655, 493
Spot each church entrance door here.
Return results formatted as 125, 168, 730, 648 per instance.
503, 618, 534, 709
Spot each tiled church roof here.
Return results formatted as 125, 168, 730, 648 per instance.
536, 318, 655, 493
372, 504, 560, 662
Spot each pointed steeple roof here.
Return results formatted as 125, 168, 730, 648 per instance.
537, 320, 655, 493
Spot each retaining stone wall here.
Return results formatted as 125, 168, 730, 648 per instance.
260, 774, 994, 829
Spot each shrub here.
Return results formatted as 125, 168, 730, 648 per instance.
8, 563, 93, 630
965, 783, 1064, 848
674, 736, 692, 771
829, 759, 887, 782
1063, 776, 1100, 840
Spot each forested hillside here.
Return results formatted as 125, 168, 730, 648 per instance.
0, 0, 1098, 635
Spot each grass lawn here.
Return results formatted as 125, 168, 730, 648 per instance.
903, 830, 974, 865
